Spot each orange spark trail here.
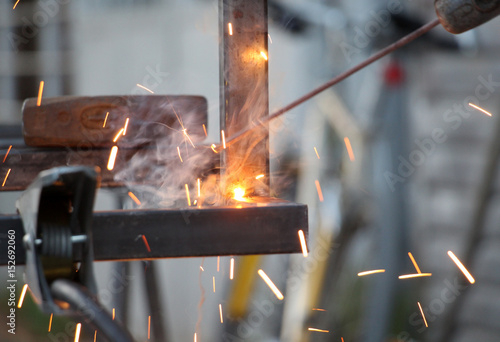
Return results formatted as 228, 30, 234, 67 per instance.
344, 137, 355, 161
202, 124, 207, 136
469, 103, 492, 117
221, 130, 226, 149
211, 144, 218, 153
358, 269, 386, 277
315, 180, 324, 202
13, 0, 21, 9
48, 313, 53, 332
194, 333, 197, 342
94, 330, 97, 342
258, 269, 284, 300
148, 316, 151, 340
268, 33, 273, 44
2, 168, 11, 187
113, 128, 124, 142
230, 257, 234, 280
213, 277, 216, 293
417, 302, 428, 327
219, 304, 224, 323
185, 184, 191, 206
128, 191, 141, 206
308, 328, 329, 333
107, 146, 118, 170
260, 51, 268, 61
217, 256, 220, 272
37, 81, 44, 106
200, 266, 204, 271
197, 178, 201, 197
137, 83, 154, 94
228, 23, 233, 36
447, 251, 475, 284
123, 118, 130, 135
314, 147, 320, 159
298, 230, 308, 257
408, 252, 422, 274
74, 323, 82, 342
312, 308, 326, 312
177, 146, 183, 162
3, 145, 12, 163
103, 111, 109, 127
112, 308, 115, 320
255, 174, 264, 180
142, 235, 151, 252
398, 273, 432, 279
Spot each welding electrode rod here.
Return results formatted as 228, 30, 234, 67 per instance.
226, 18, 441, 146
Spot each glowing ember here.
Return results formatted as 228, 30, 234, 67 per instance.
202, 124, 207, 136
230, 257, 235, 280
113, 128, 124, 142
217, 256, 220, 272
3, 145, 12, 163
177, 146, 183, 162
200, 266, 204, 271
17, 284, 28, 308
213, 276, 216, 293
260, 51, 268, 61
408, 252, 422, 274
255, 174, 264, 180
469, 103, 492, 117
211, 144, 218, 153
228, 22, 233, 36
417, 302, 428, 327
103, 112, 109, 128
48, 313, 53, 332
148, 315, 151, 340
312, 308, 326, 311
258, 269, 284, 300
219, 304, 224, 323
298, 230, 308, 257
2, 168, 11, 187
136, 83, 154, 94
233, 187, 246, 201
185, 184, 192, 206
314, 147, 320, 159
308, 328, 329, 333
123, 118, 130, 135
314, 180, 324, 202
74, 323, 82, 342
112, 308, 115, 320
221, 130, 226, 149
94, 330, 97, 342
37, 81, 44, 106
107, 146, 119, 170
142, 235, 151, 252
344, 137, 355, 161
197, 178, 201, 197
398, 273, 432, 279
358, 269, 385, 277
447, 251, 475, 284
13, 0, 21, 9
128, 191, 141, 206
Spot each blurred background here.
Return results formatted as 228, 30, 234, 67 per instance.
1, 0, 500, 341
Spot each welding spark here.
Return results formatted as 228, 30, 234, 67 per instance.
3, 145, 12, 163
344, 137, 355, 161
417, 302, 428, 327
13, 0, 21, 9
194, 333, 197, 342
113, 128, 124, 142
177, 146, 183, 162
128, 191, 141, 206
74, 323, 82, 342
221, 130, 226, 149
398, 273, 432, 279
258, 269, 284, 300
314, 180, 324, 202
197, 178, 201, 197
230, 257, 235, 280
94, 330, 97, 342
233, 187, 246, 202
107, 146, 119, 170
358, 269, 386, 277
123, 118, 130, 135
2, 168, 11, 187
298, 230, 308, 257
136, 83, 154, 94
469, 103, 492, 117
182, 128, 196, 148
308, 328, 329, 333
185, 184, 192, 206
312, 308, 326, 311
314, 147, 320, 159
228, 22, 233, 36
211, 144, 219, 153
341, 338, 345, 342
200, 266, 204, 272
408, 252, 422, 274
219, 304, 224, 323
48, 313, 53, 332
37, 81, 44, 106
142, 235, 151, 252
148, 315, 151, 340
217, 256, 220, 272
268, 33, 273, 44
112, 308, 115, 320
213, 276, 216, 293
202, 124, 207, 136
103, 112, 109, 128
260, 51, 268, 61
255, 174, 265, 180
447, 251, 475, 284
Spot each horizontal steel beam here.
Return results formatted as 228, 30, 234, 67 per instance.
0, 202, 308, 265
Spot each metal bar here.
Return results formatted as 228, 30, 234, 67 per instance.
219, 0, 270, 195
0, 202, 307, 265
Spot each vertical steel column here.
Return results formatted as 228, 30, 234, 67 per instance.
219, 0, 269, 196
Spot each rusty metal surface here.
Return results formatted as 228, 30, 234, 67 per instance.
23, 95, 208, 147
435, 0, 500, 34
0, 201, 308, 265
